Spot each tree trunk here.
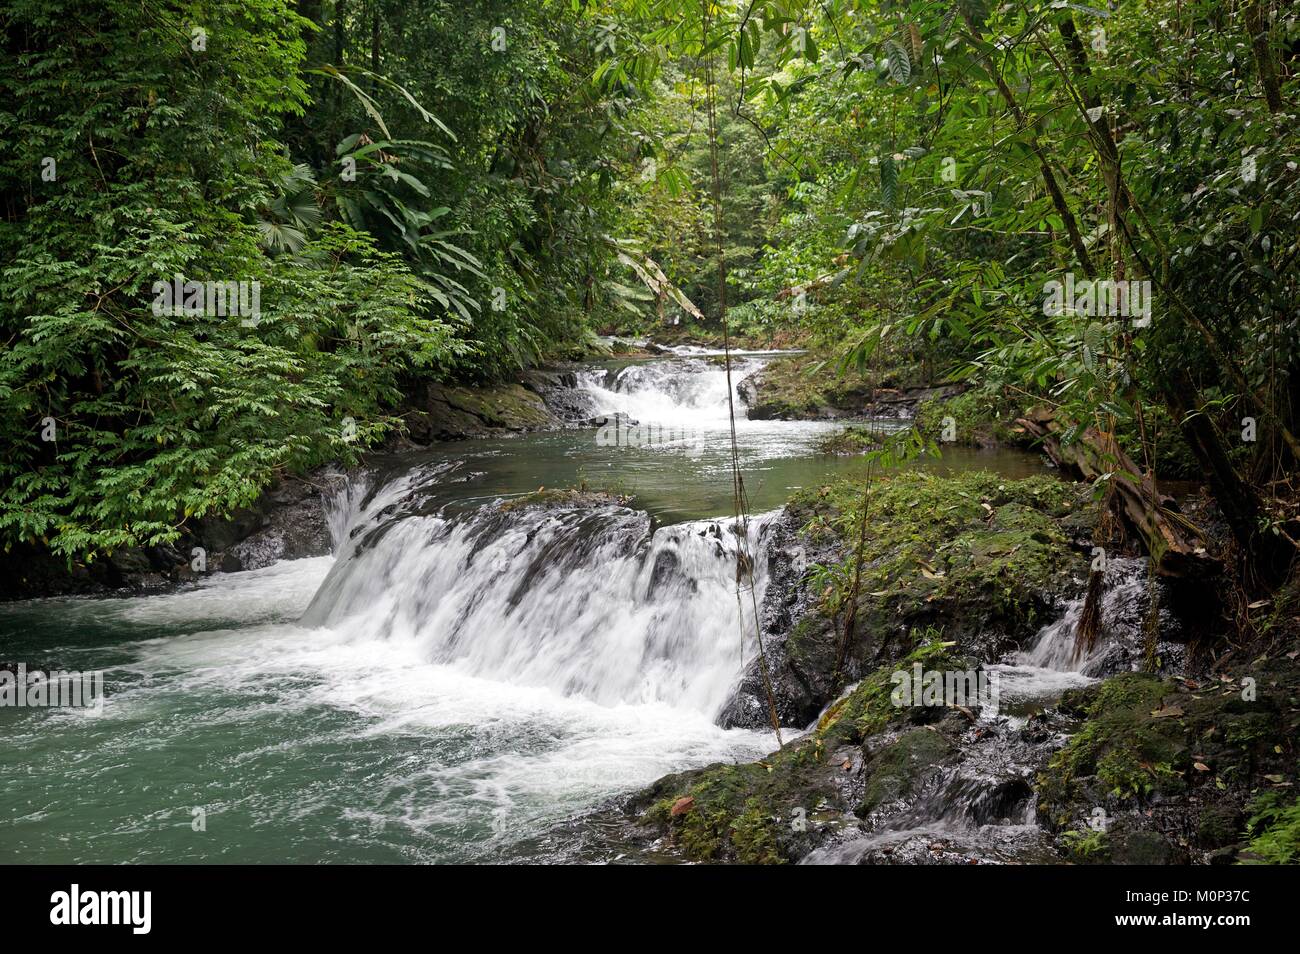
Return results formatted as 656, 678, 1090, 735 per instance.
1017, 408, 1220, 579
1245, 1, 1284, 113
1160, 365, 1295, 589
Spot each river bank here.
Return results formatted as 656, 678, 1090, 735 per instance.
4, 346, 1295, 867
0, 342, 954, 602
0, 366, 592, 601
579, 463, 1300, 865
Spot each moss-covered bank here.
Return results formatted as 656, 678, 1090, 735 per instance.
597, 463, 1300, 865
631, 641, 966, 864
725, 470, 1094, 728
1039, 660, 1300, 864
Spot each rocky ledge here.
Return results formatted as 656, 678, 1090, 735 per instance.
586, 470, 1300, 865
737, 352, 965, 421
0, 472, 343, 601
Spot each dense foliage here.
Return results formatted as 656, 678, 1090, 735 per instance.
0, 0, 638, 557
602, 0, 1300, 586
2, 0, 1298, 590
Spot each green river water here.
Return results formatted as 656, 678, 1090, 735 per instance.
0, 352, 1049, 863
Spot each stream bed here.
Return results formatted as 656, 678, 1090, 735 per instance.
1, 351, 1066, 864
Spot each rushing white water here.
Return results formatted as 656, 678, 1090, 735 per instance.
577, 356, 766, 429
987, 556, 1151, 710
7, 555, 773, 864
304, 494, 776, 717
3, 355, 814, 864
1014, 556, 1150, 672
572, 355, 884, 470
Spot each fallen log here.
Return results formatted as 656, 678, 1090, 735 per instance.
1017, 408, 1220, 578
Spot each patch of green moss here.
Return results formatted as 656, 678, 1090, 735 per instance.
640, 640, 960, 863
730, 800, 786, 865
1039, 674, 1186, 818
791, 471, 1086, 645
1039, 662, 1300, 845
1086, 672, 1172, 717
858, 727, 957, 815
1197, 803, 1244, 849
643, 760, 797, 864
430, 382, 552, 430
816, 637, 956, 745
742, 352, 882, 419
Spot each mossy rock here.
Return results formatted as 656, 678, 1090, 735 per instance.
633, 642, 961, 863
789, 471, 1088, 681
738, 353, 880, 420
410, 381, 553, 440
858, 727, 957, 816
1198, 803, 1245, 850
914, 389, 1030, 449
1109, 823, 1189, 865
1038, 673, 1187, 821
638, 760, 812, 865
498, 487, 632, 513
1039, 658, 1300, 860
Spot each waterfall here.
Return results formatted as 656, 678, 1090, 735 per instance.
803, 559, 1156, 864
298, 353, 797, 719
303, 490, 777, 717
1013, 556, 1152, 674
576, 356, 766, 429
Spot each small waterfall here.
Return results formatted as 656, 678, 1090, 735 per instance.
302, 489, 778, 717
982, 556, 1153, 713
300, 354, 802, 721
1014, 556, 1150, 673
576, 356, 765, 428
324, 472, 372, 553
322, 460, 463, 557
805, 558, 1157, 864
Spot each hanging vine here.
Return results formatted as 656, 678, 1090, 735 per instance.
702, 1, 783, 748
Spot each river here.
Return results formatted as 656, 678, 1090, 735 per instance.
0, 350, 1056, 863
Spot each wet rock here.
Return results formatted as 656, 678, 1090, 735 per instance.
645, 549, 684, 600
722, 472, 1092, 730
520, 369, 603, 425
858, 728, 958, 816
1197, 803, 1245, 849
717, 504, 838, 730
405, 381, 554, 442
1106, 820, 1188, 865
196, 474, 340, 574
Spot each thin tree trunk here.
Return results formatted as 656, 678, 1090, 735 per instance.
334, 0, 346, 67
1245, 0, 1284, 113
962, 15, 1094, 277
